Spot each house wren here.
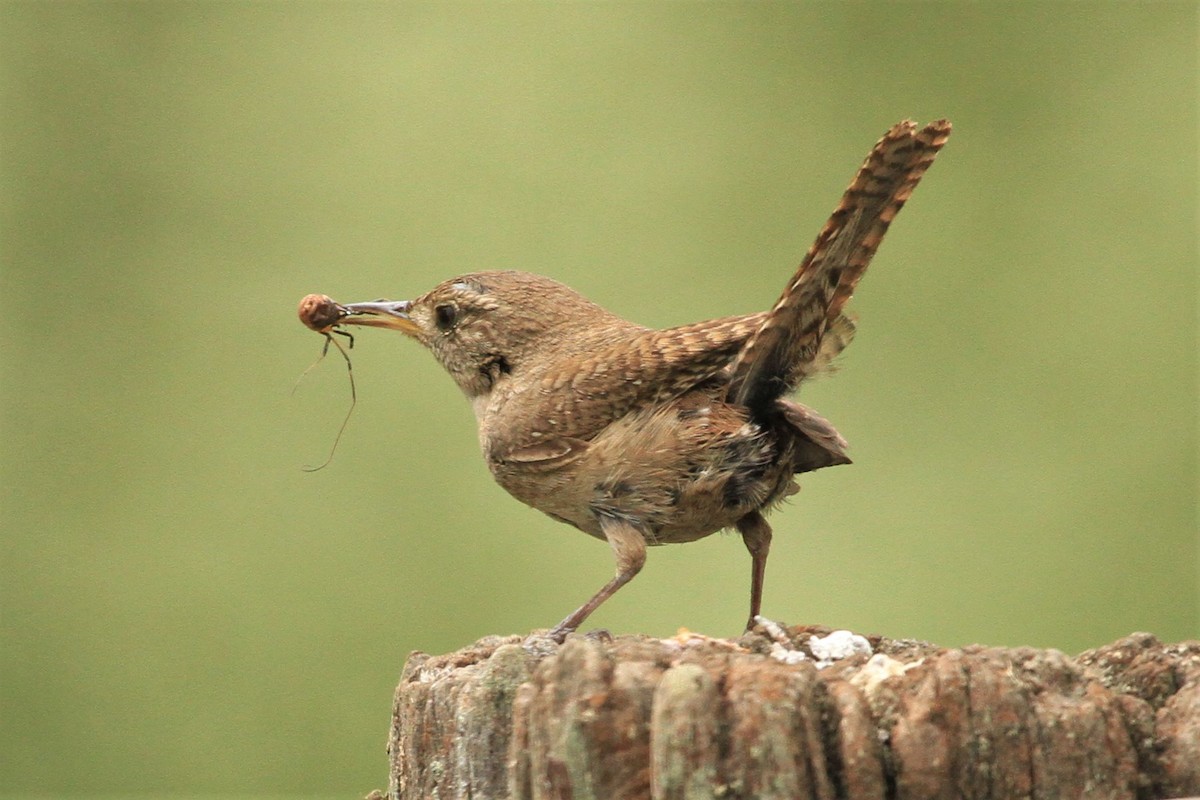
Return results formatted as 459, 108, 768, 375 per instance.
299, 119, 950, 639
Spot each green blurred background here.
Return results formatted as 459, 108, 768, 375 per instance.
2, 1, 1195, 795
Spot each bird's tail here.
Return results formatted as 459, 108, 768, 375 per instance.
726, 119, 951, 414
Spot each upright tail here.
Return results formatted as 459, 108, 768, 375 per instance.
726, 119, 951, 414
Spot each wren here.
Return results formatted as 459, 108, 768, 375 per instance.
301, 119, 950, 640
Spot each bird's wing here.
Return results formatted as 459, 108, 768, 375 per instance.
494, 313, 767, 462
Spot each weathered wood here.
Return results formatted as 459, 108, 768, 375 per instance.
375, 627, 1200, 800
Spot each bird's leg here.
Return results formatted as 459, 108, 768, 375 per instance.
548, 517, 647, 642
737, 511, 773, 631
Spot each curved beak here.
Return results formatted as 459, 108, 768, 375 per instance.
341, 300, 420, 336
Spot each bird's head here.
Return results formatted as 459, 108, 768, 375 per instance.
338, 270, 613, 399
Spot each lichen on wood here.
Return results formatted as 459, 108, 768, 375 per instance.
374, 627, 1199, 800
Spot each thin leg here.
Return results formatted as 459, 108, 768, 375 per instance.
737, 511, 773, 631
548, 517, 647, 642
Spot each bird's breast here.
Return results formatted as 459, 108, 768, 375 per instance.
476, 391, 794, 544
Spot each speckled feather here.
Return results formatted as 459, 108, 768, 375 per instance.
516, 312, 769, 444
728, 119, 952, 413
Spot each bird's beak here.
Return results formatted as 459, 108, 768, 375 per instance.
340, 300, 420, 336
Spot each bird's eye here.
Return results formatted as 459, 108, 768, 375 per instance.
434, 303, 458, 331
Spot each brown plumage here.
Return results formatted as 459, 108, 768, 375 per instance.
305, 119, 951, 639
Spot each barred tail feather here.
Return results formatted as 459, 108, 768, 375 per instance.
727, 119, 951, 414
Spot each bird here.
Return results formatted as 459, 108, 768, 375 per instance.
298, 119, 951, 640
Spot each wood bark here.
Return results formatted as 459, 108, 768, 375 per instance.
371, 627, 1199, 800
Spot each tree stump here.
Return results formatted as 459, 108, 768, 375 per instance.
374, 626, 1199, 800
